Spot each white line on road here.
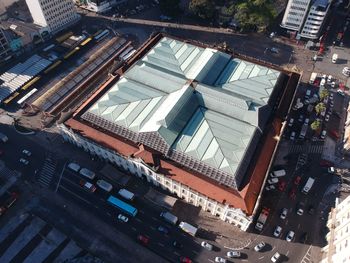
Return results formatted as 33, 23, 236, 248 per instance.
194, 240, 200, 244
272, 246, 276, 251
208, 259, 214, 263
150, 226, 156, 231
298, 223, 301, 229
192, 250, 198, 255
151, 216, 158, 221
135, 218, 142, 223
258, 256, 264, 260
174, 251, 180, 256
286, 250, 290, 256
158, 242, 165, 247
131, 227, 137, 231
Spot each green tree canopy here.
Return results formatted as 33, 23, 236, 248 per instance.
315, 102, 326, 115
319, 89, 329, 100
311, 119, 321, 131
189, 0, 215, 19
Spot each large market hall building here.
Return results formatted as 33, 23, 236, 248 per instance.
59, 34, 299, 230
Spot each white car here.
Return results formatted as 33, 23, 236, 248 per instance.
117, 214, 129, 223
265, 185, 275, 191
273, 226, 282, 237
290, 132, 296, 141
226, 251, 240, 258
280, 208, 288, 220
267, 178, 279, 185
270, 47, 279, 53
271, 252, 281, 262
254, 241, 266, 252
288, 118, 294, 127
22, 149, 32, 156
325, 114, 330, 122
286, 231, 295, 242
201, 241, 213, 251
297, 208, 304, 216
215, 257, 226, 263
19, 158, 29, 165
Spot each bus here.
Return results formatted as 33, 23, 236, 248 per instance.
43, 44, 55, 52
107, 195, 138, 217
94, 29, 110, 42
56, 31, 73, 43
80, 37, 92, 47
21, 76, 40, 91
44, 60, 62, 74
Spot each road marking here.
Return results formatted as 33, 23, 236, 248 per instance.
208, 260, 214, 263
194, 240, 200, 244
241, 260, 248, 262
150, 226, 156, 231
158, 242, 164, 247
59, 185, 92, 205
272, 246, 276, 251
174, 251, 180, 256
258, 256, 264, 260
286, 250, 290, 256
135, 218, 142, 223
152, 216, 158, 221
131, 227, 137, 231
298, 223, 301, 229
192, 250, 198, 255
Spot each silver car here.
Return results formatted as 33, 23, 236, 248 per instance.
226, 251, 240, 258
201, 241, 213, 251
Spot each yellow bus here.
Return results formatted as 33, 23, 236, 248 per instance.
56, 31, 73, 43
3, 92, 20, 105
44, 60, 62, 74
21, 76, 41, 91
80, 37, 92, 47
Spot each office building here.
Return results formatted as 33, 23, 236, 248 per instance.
321, 195, 350, 263
25, 0, 80, 34
83, 0, 127, 13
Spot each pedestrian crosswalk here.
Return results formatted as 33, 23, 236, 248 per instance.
300, 246, 313, 263
37, 153, 57, 188
289, 144, 323, 154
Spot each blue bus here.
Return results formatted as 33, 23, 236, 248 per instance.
94, 29, 110, 42
107, 195, 138, 217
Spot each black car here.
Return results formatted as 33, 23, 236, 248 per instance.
173, 240, 183, 249
300, 232, 308, 243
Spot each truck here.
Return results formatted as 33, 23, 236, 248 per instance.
270, 169, 286, 178
332, 53, 338, 63
299, 123, 308, 139
118, 189, 135, 201
179, 221, 198, 236
160, 211, 178, 225
309, 72, 317, 84
0, 132, 8, 143
255, 207, 270, 231
302, 177, 315, 194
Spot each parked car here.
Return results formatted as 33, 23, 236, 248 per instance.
325, 114, 330, 122
226, 251, 240, 258
271, 252, 281, 262
254, 241, 266, 252
270, 47, 279, 53
117, 214, 129, 223
137, 234, 149, 245
201, 241, 213, 251
294, 176, 302, 185
267, 178, 279, 185
215, 257, 226, 263
265, 184, 276, 191
286, 231, 295, 242
273, 226, 282, 237
289, 187, 297, 200
22, 149, 31, 156
290, 131, 296, 140
330, 130, 340, 139
288, 118, 294, 127
297, 202, 305, 215
79, 179, 96, 193
158, 225, 170, 234
298, 115, 304, 122
19, 158, 29, 165
320, 130, 327, 140
278, 180, 286, 192
280, 208, 288, 220
180, 257, 192, 263
173, 240, 183, 249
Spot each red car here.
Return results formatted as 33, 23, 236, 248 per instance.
137, 234, 149, 245
289, 187, 296, 200
320, 160, 334, 167
278, 180, 286, 192
180, 257, 192, 263
79, 179, 96, 193
294, 176, 302, 185
330, 130, 340, 139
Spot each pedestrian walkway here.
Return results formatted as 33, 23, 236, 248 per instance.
37, 153, 57, 188
289, 144, 323, 154
301, 246, 314, 263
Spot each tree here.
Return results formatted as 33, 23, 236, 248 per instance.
160, 0, 182, 17
315, 102, 326, 115
311, 119, 321, 131
189, 0, 215, 19
319, 89, 329, 100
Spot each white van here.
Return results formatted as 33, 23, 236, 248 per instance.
118, 189, 135, 201
68, 162, 80, 172
270, 169, 286, 178
79, 168, 96, 180
96, 179, 113, 192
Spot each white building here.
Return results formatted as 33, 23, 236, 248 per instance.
25, 0, 80, 34
83, 0, 127, 13
300, 0, 331, 39
280, 0, 331, 40
281, 0, 312, 31
321, 195, 350, 263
